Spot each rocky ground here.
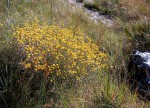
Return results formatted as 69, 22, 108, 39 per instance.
67, 0, 114, 27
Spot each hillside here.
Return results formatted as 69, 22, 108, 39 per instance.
0, 0, 150, 108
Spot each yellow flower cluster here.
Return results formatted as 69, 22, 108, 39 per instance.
13, 20, 108, 79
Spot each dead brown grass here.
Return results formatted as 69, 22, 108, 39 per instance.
119, 0, 150, 20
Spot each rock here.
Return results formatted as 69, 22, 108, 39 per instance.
67, 0, 114, 27
128, 50, 150, 98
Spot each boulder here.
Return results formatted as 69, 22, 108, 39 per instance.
128, 50, 150, 98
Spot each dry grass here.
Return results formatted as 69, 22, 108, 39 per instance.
119, 0, 150, 21
0, 0, 150, 108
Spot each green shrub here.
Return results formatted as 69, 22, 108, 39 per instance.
95, 0, 119, 17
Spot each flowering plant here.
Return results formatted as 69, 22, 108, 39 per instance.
13, 20, 108, 80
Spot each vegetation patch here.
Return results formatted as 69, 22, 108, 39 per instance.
13, 19, 108, 81
0, 0, 150, 107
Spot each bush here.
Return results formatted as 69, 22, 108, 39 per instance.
83, 0, 119, 17
13, 20, 108, 82
95, 0, 119, 17
0, 19, 108, 107
97, 0, 119, 17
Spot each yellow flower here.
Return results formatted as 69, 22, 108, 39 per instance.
13, 19, 108, 80
24, 63, 31, 69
